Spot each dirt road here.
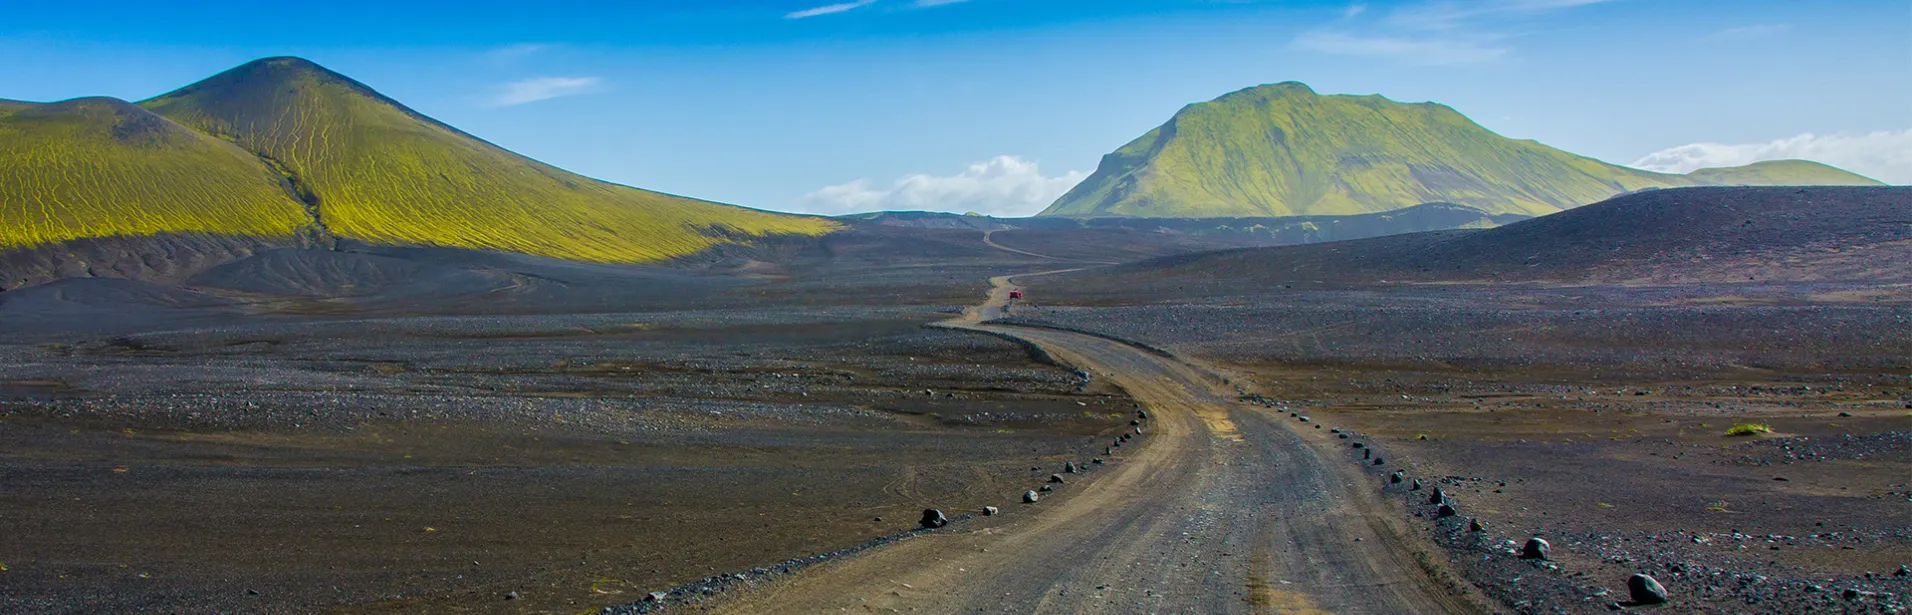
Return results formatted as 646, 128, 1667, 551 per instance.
701, 272, 1486, 614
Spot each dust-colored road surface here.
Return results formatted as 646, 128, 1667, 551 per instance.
702, 272, 1486, 614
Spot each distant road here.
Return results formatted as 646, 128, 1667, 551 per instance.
704, 272, 1485, 614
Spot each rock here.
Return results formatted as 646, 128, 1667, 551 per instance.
1023, 490, 1040, 503
1429, 487, 1447, 504
1373, 457, 1385, 465
1363, 449, 1372, 459
1337, 433, 1349, 439
1049, 474, 1066, 484
1437, 503, 1457, 517
1843, 588, 1861, 601
1896, 565, 1909, 577
1390, 471, 1404, 484
1351, 441, 1363, 448
647, 591, 669, 602
1469, 518, 1486, 532
1106, 447, 1114, 455
1521, 537, 1551, 560
1039, 485, 1054, 492
1411, 479, 1424, 491
1627, 574, 1668, 604
1299, 416, 1310, 422
504, 591, 520, 600
920, 509, 948, 529
1331, 428, 1342, 434
1092, 458, 1104, 464
1137, 410, 1149, 419
1134, 427, 1143, 434
1064, 462, 1079, 473
1839, 411, 1854, 417
1130, 419, 1141, 426
983, 506, 999, 516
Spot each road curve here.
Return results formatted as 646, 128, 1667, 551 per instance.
699, 272, 1487, 614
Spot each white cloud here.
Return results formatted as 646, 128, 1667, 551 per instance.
1630, 130, 1911, 184
490, 76, 603, 106
1292, 31, 1507, 65
915, 0, 971, 6
1300, 0, 1611, 65
786, 0, 877, 18
487, 43, 550, 60
1389, 0, 1617, 30
796, 156, 1089, 217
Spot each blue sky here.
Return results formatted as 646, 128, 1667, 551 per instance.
2, 0, 1906, 216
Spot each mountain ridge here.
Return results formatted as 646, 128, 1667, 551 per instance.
137, 57, 838, 263
1040, 82, 1883, 218
2, 56, 837, 268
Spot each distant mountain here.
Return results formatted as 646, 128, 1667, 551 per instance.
1040, 83, 1883, 218
1, 57, 836, 272
0, 97, 313, 250
136, 57, 835, 262
843, 201, 1528, 246
1054, 186, 1912, 289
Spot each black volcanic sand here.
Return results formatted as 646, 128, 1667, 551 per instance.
0, 305, 1137, 615
1013, 277, 1912, 613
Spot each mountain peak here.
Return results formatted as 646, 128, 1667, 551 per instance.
1041, 85, 1881, 218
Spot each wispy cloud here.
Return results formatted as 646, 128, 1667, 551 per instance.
1293, 32, 1507, 65
490, 76, 603, 106
1705, 24, 1790, 41
1296, 0, 1615, 65
487, 43, 551, 60
796, 156, 1088, 216
914, 0, 972, 6
786, 0, 878, 19
1632, 129, 1910, 184
1389, 0, 1618, 30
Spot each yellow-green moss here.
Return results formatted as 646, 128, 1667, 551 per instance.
1042, 82, 1883, 218
0, 97, 310, 249
140, 58, 835, 263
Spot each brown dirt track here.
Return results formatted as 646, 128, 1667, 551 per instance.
696, 273, 1489, 614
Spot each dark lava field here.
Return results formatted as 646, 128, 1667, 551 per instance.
1, 187, 1908, 614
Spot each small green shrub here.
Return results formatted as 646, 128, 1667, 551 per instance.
1724, 423, 1772, 437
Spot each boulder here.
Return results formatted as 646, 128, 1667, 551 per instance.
647, 591, 670, 602
1137, 410, 1149, 419
1023, 490, 1040, 503
983, 506, 999, 516
1410, 479, 1423, 491
1064, 462, 1079, 473
1049, 474, 1066, 484
1390, 471, 1404, 484
1469, 518, 1486, 532
1429, 488, 1447, 504
919, 509, 948, 529
1436, 503, 1457, 517
1521, 537, 1551, 560
1627, 574, 1668, 604
1372, 457, 1385, 465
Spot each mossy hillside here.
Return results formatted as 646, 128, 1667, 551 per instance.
141, 58, 836, 263
1043, 83, 1882, 218
1685, 160, 1882, 186
0, 97, 311, 249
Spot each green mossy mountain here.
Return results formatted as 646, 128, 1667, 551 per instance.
2, 57, 835, 262
1040, 83, 1883, 218
0, 97, 312, 249
137, 57, 836, 262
